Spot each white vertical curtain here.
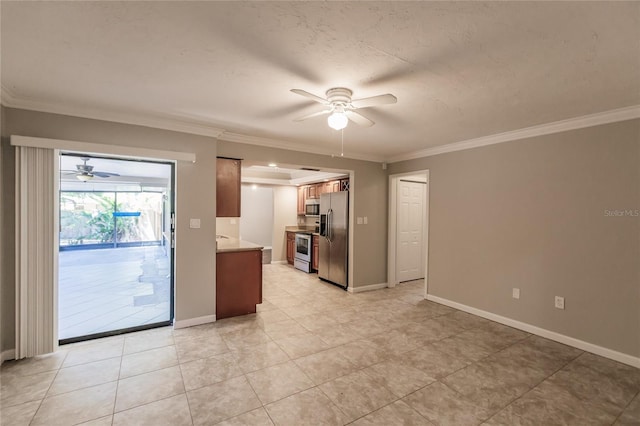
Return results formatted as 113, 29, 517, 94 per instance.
15, 146, 58, 359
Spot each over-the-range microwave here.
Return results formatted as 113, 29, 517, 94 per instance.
305, 200, 320, 216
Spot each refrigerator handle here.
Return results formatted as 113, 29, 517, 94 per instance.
327, 208, 333, 242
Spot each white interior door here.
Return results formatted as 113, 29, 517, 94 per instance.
396, 180, 425, 282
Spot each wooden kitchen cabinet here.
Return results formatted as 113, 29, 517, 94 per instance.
307, 184, 319, 199
315, 180, 341, 195
286, 231, 295, 264
297, 186, 307, 216
318, 182, 330, 195
312, 234, 319, 271
216, 249, 262, 320
216, 157, 241, 217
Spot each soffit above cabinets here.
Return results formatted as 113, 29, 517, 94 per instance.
241, 164, 346, 186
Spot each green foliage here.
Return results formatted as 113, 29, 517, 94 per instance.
60, 210, 92, 244
60, 192, 140, 244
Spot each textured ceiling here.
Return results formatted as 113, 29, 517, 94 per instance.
2, 2, 639, 161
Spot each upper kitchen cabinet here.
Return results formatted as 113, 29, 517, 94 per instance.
216, 157, 241, 217
297, 186, 307, 216
317, 180, 341, 195
307, 184, 319, 199
296, 179, 350, 214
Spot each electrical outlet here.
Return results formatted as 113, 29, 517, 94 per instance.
512, 288, 520, 299
555, 296, 565, 310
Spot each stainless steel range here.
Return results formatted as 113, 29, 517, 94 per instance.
294, 233, 312, 273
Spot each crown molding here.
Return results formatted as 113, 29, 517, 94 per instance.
388, 105, 640, 163
1, 85, 226, 138
1, 87, 384, 163
4, 86, 636, 165
218, 131, 384, 163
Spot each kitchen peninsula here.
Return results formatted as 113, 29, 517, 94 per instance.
216, 236, 263, 320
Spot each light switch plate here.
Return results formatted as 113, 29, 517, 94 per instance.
356, 217, 363, 225
363, 216, 368, 225
189, 218, 201, 229
512, 288, 520, 299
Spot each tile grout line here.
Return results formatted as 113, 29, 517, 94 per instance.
110, 338, 126, 424
612, 388, 640, 424
26, 350, 70, 426
175, 361, 195, 426
437, 333, 589, 424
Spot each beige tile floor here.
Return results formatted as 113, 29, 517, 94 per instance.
1, 263, 639, 425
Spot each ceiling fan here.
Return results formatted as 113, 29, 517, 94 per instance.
291, 87, 397, 130
62, 157, 120, 182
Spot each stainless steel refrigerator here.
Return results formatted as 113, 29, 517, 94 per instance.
319, 191, 348, 289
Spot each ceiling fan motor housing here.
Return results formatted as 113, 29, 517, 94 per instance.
325, 87, 353, 106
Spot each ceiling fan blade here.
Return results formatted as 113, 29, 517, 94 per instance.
290, 89, 329, 105
92, 172, 120, 178
346, 110, 374, 127
350, 94, 397, 109
293, 109, 330, 122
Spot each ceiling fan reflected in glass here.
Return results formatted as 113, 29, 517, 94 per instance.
61, 157, 120, 182
291, 87, 397, 130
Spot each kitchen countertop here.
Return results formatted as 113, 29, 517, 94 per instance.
216, 236, 263, 253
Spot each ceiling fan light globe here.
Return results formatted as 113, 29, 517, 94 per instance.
76, 174, 93, 182
328, 112, 348, 130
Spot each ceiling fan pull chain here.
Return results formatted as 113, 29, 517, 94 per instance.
341, 128, 344, 157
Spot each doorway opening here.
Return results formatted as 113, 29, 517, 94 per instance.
237, 161, 355, 290
388, 170, 429, 297
58, 153, 174, 344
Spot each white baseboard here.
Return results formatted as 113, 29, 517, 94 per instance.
348, 282, 388, 293
427, 294, 640, 369
270, 260, 288, 265
173, 314, 216, 329
1, 349, 16, 364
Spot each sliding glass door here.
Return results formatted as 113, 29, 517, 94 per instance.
58, 153, 174, 343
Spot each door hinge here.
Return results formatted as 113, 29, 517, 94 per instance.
170, 212, 175, 230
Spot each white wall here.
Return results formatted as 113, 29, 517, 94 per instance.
272, 186, 297, 262
389, 119, 640, 359
240, 184, 273, 246
215, 218, 239, 239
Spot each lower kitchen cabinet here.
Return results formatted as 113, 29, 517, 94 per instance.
216, 249, 262, 320
286, 231, 295, 265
